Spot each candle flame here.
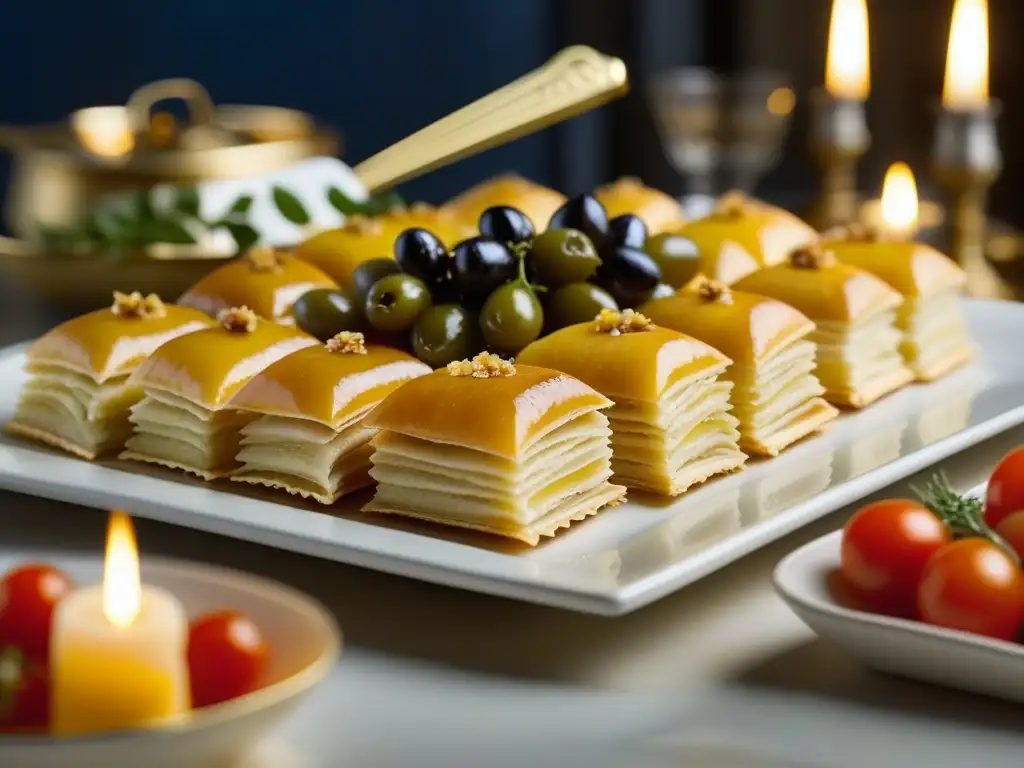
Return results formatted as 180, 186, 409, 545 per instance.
880, 162, 920, 232
73, 108, 136, 159
103, 511, 141, 629
943, 0, 989, 109
825, 0, 870, 100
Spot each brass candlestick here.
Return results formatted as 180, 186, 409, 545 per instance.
931, 102, 1004, 297
808, 88, 870, 230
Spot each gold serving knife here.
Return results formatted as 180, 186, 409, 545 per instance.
353, 45, 629, 193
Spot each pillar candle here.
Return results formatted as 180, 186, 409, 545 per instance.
51, 584, 191, 735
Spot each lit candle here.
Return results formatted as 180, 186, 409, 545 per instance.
72, 107, 136, 159
880, 162, 920, 239
859, 163, 944, 244
825, 0, 870, 100
943, 0, 989, 111
52, 511, 190, 735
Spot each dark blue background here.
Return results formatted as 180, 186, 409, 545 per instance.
0, 0, 561, 207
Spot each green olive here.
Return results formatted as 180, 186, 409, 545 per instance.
411, 304, 473, 367
292, 289, 362, 341
545, 282, 618, 330
365, 274, 432, 332
351, 257, 403, 307
645, 233, 701, 288
529, 228, 601, 287
479, 282, 544, 353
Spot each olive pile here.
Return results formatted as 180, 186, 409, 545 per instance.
293, 194, 701, 368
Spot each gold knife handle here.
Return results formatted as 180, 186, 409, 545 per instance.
354, 46, 629, 194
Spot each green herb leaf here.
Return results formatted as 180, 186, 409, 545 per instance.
364, 190, 405, 216
140, 218, 198, 245
176, 187, 201, 218
223, 222, 260, 254
229, 194, 255, 215
327, 186, 362, 216
272, 186, 310, 225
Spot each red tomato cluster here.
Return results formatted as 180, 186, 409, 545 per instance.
0, 564, 270, 734
838, 448, 1024, 643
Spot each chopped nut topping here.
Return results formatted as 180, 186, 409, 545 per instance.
408, 202, 435, 216
692, 276, 731, 303
593, 308, 656, 335
245, 246, 285, 272
713, 191, 751, 218
789, 243, 837, 269
447, 351, 516, 378
822, 222, 884, 243
325, 331, 367, 355
343, 214, 382, 235
217, 306, 258, 333
111, 291, 167, 319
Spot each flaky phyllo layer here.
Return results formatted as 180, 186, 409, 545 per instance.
896, 291, 974, 380
727, 339, 836, 457
366, 410, 625, 545
812, 310, 913, 408
608, 363, 745, 496
121, 391, 254, 479
231, 411, 377, 504
6, 363, 143, 459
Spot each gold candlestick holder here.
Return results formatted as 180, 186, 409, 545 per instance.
931, 102, 1004, 297
808, 87, 870, 230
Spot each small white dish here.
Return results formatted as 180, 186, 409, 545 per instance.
774, 525, 1024, 704
0, 550, 341, 768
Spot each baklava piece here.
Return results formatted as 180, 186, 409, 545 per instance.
442, 174, 567, 233
734, 244, 913, 408
295, 204, 474, 290
228, 332, 430, 503
642, 276, 838, 456
6, 292, 213, 459
594, 176, 686, 235
517, 309, 744, 496
675, 192, 818, 284
364, 352, 626, 545
121, 307, 317, 479
178, 246, 337, 325
820, 224, 973, 381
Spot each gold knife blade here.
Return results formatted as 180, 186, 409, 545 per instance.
353, 45, 629, 194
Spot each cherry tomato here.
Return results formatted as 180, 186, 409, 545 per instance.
995, 511, 1024, 561
985, 447, 1024, 529
840, 499, 952, 619
0, 565, 74, 662
917, 538, 1024, 642
187, 611, 269, 709
0, 648, 50, 732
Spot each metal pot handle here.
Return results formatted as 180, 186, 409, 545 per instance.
125, 79, 216, 132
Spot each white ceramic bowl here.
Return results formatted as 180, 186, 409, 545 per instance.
774, 529, 1024, 703
0, 550, 341, 767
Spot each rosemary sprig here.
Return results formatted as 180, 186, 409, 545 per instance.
912, 471, 1020, 564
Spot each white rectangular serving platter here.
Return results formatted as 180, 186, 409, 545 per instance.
1, 299, 1023, 616
774, 484, 1024, 704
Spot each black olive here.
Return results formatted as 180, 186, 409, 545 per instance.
608, 214, 648, 250
479, 206, 535, 245
452, 236, 518, 298
547, 194, 611, 248
393, 228, 450, 285
596, 245, 662, 293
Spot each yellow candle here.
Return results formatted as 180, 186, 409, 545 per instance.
52, 512, 190, 735
879, 162, 920, 239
